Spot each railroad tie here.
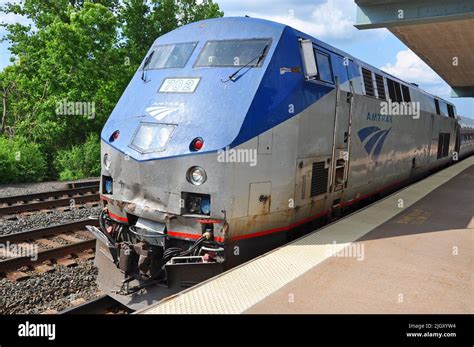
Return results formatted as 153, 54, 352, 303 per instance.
34, 263, 55, 273
56, 256, 78, 267
6, 271, 30, 281
36, 238, 62, 248
57, 234, 84, 243
74, 230, 96, 239
77, 250, 95, 261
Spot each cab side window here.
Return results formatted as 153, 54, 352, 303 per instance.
314, 50, 334, 84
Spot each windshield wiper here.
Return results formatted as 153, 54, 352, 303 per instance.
222, 44, 269, 83
141, 50, 155, 82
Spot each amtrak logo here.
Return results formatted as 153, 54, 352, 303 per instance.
145, 103, 183, 121
357, 126, 391, 162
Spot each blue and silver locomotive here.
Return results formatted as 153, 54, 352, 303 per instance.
89, 17, 474, 307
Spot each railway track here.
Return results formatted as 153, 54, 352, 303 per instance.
66, 179, 100, 189
0, 181, 100, 216
0, 219, 99, 280
59, 294, 134, 314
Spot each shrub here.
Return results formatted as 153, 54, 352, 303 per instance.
54, 133, 101, 181
0, 136, 47, 184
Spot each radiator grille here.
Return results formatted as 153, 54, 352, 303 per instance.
362, 68, 375, 97
375, 74, 386, 100
310, 161, 329, 197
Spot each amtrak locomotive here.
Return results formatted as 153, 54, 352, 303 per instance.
89, 17, 474, 307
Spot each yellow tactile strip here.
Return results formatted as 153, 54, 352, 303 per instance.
140, 157, 474, 314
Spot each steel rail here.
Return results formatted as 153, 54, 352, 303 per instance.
0, 194, 99, 216
0, 186, 99, 205
0, 239, 96, 273
0, 219, 99, 244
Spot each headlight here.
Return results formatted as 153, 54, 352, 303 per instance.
187, 166, 207, 186
129, 123, 176, 153
103, 153, 111, 170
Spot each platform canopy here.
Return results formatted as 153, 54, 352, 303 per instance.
354, 0, 474, 97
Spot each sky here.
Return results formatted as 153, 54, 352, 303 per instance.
0, 0, 472, 117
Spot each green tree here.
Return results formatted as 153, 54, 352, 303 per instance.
0, 136, 47, 183
54, 133, 101, 180
0, 0, 223, 181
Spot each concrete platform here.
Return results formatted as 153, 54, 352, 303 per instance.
139, 157, 474, 314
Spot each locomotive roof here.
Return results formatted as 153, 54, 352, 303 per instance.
177, 17, 456, 108
459, 116, 474, 129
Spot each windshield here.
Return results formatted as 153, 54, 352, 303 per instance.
145, 42, 197, 70
195, 39, 271, 67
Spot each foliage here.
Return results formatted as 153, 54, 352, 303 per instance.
0, 0, 223, 182
54, 133, 101, 181
0, 136, 47, 183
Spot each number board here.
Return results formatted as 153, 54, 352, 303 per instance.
158, 78, 201, 93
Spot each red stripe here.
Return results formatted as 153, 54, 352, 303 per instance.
339, 179, 403, 207
167, 230, 201, 240
229, 210, 331, 241
109, 211, 128, 223
230, 225, 290, 241
290, 210, 330, 228
100, 195, 111, 202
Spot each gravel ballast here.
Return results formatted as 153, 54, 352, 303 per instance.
0, 180, 104, 314
0, 260, 99, 314
0, 177, 98, 198
0, 205, 102, 235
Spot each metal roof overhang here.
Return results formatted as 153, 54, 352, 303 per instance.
354, 0, 474, 97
